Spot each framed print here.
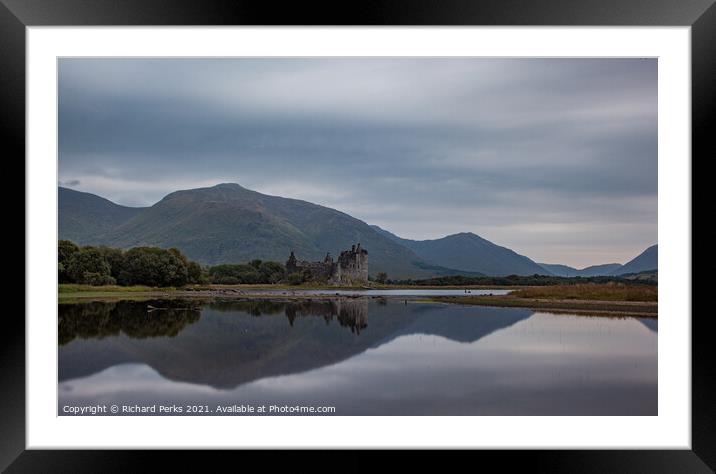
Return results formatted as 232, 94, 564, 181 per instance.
4, 0, 713, 470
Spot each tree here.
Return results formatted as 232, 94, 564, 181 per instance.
187, 261, 206, 284
58, 240, 79, 283
58, 240, 207, 288
96, 246, 125, 279
66, 247, 114, 285
118, 247, 188, 287
375, 272, 388, 284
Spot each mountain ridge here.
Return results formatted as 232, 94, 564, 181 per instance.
372, 225, 550, 276
538, 262, 624, 277
58, 187, 146, 245
58, 184, 657, 278
611, 244, 658, 275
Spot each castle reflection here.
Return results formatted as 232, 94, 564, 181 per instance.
284, 299, 368, 334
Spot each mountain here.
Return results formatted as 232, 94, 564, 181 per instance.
580, 263, 624, 277
372, 225, 549, 276
536, 263, 581, 277
59, 187, 145, 244
63, 183, 445, 279
538, 262, 623, 277
58, 183, 657, 280
611, 245, 657, 275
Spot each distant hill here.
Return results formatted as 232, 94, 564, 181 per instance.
612, 245, 657, 275
539, 245, 658, 277
59, 187, 145, 244
539, 262, 623, 277
579, 263, 625, 277
537, 263, 581, 277
372, 226, 549, 276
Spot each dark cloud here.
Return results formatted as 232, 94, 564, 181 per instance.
58, 58, 657, 267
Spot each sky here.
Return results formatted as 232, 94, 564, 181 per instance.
58, 58, 657, 268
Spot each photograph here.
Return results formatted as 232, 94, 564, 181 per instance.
4, 0, 710, 466
56, 57, 658, 417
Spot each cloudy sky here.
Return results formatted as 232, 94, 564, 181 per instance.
58, 58, 657, 268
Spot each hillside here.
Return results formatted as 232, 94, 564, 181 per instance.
612, 245, 658, 275
372, 226, 549, 276
537, 263, 581, 277
59, 187, 145, 244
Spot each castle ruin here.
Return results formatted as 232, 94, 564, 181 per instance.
286, 243, 368, 285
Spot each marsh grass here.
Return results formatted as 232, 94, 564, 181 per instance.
512, 283, 657, 302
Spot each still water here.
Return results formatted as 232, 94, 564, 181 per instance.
300, 289, 511, 297
59, 298, 657, 416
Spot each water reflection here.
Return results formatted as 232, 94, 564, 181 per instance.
58, 298, 657, 415
59, 300, 201, 345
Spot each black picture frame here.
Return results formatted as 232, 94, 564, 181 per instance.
4, 0, 712, 470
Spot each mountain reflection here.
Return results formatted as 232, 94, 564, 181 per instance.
58, 298, 532, 389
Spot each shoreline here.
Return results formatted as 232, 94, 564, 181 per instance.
57, 283, 520, 300
429, 295, 657, 318
58, 285, 657, 318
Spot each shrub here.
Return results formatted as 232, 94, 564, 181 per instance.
81, 272, 117, 286
214, 276, 240, 285
208, 262, 285, 284
258, 261, 285, 283
287, 273, 305, 285
58, 240, 80, 283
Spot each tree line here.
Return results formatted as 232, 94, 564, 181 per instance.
388, 273, 657, 287
58, 240, 290, 287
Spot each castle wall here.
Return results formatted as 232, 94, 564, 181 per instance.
286, 244, 368, 286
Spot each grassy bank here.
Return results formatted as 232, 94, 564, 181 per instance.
58, 284, 178, 302
59, 284, 177, 294
59, 282, 371, 295
510, 284, 657, 302
58, 282, 517, 299
432, 284, 657, 318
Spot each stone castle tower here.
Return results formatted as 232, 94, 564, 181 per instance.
331, 243, 368, 285
286, 243, 368, 286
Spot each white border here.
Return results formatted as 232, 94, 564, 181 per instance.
27, 27, 690, 449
